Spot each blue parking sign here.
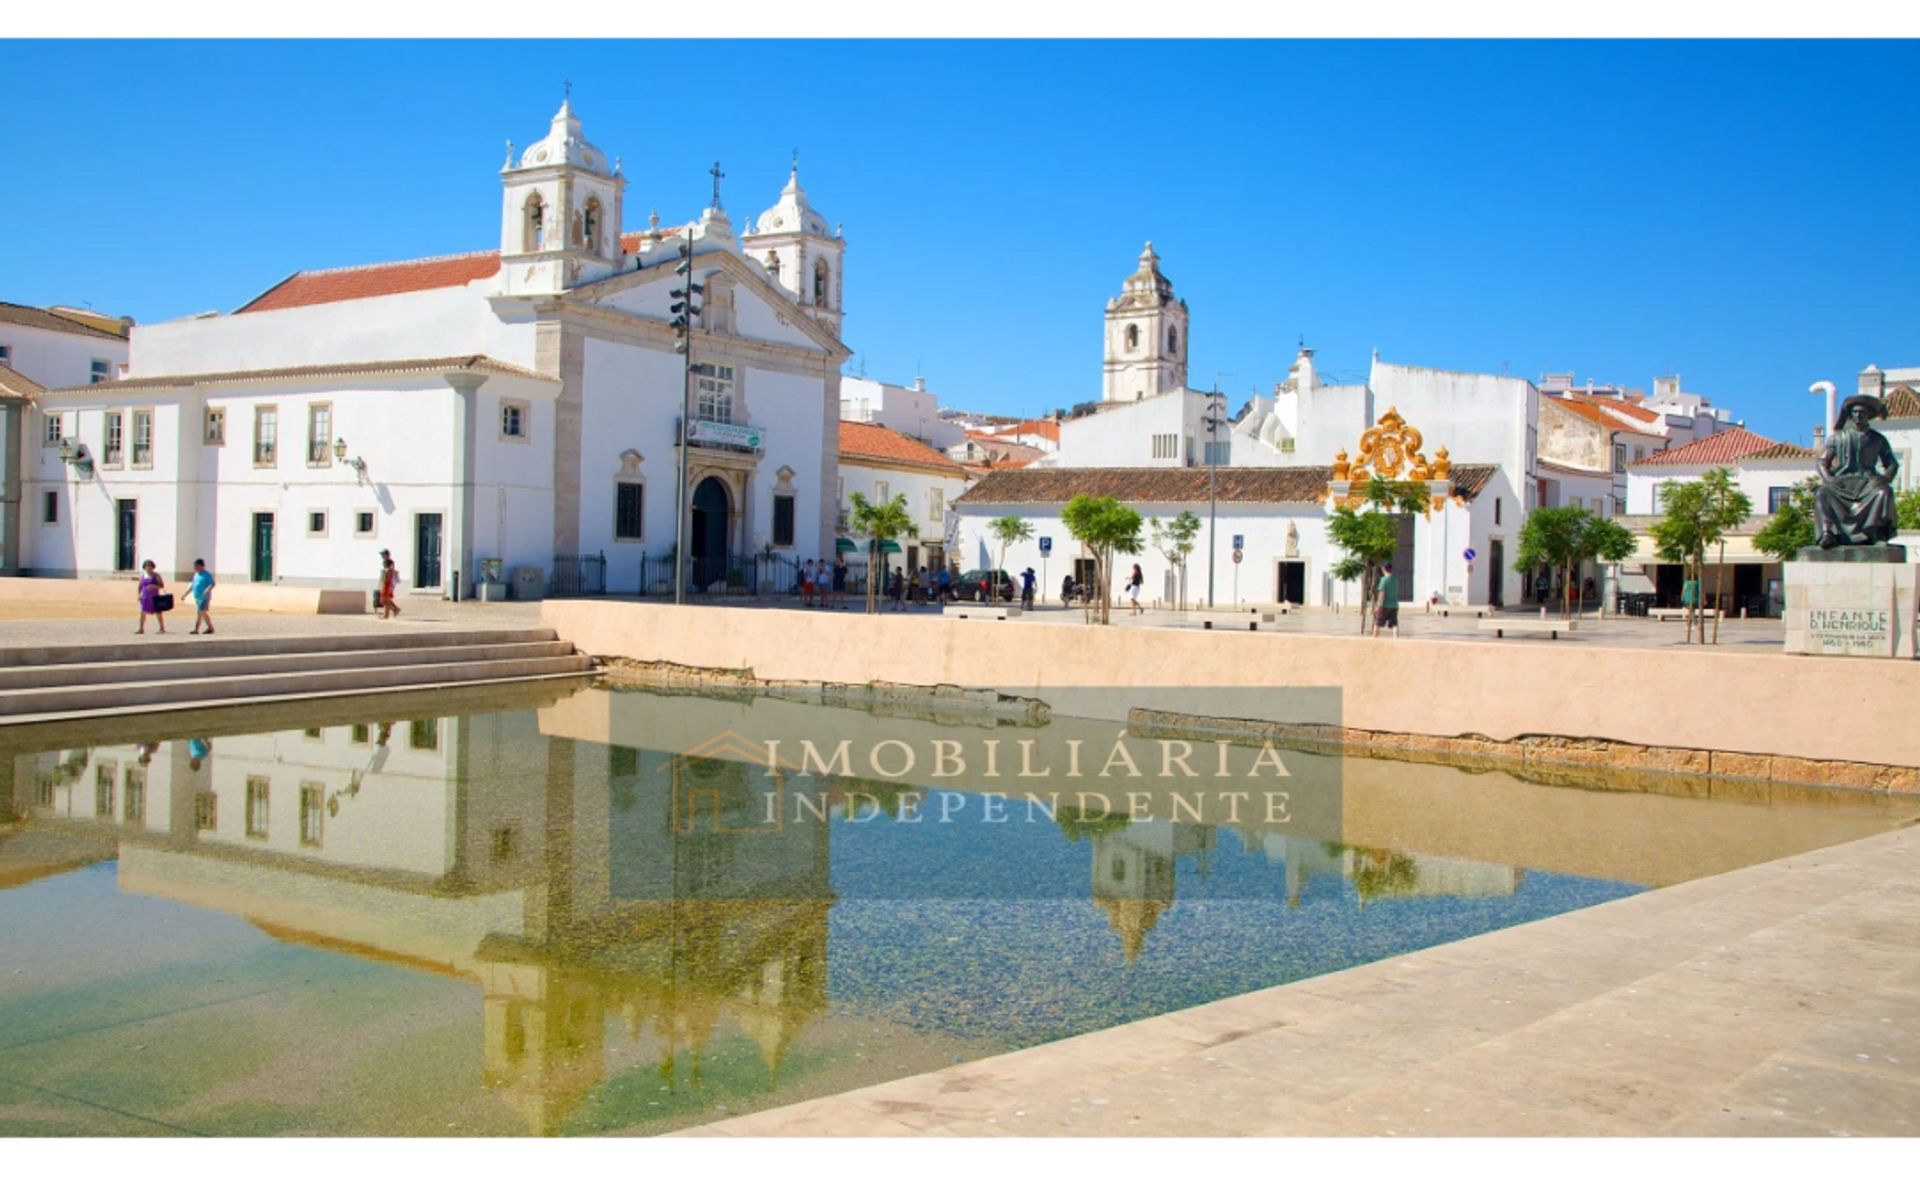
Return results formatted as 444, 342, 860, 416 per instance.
1039, 536, 1053, 555
1232, 534, 1245, 551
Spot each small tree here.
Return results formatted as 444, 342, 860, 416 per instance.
848, 492, 917, 615
985, 515, 1033, 604
1898, 487, 1920, 531
1753, 477, 1820, 562
1651, 471, 1748, 644
1061, 494, 1144, 625
1697, 468, 1753, 643
1514, 506, 1637, 620
1325, 477, 1432, 634
1148, 510, 1202, 610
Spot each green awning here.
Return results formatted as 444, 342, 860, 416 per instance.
878, 540, 903, 554
835, 537, 858, 553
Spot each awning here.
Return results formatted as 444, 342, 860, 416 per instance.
835, 537, 858, 553
878, 540, 903, 555
1617, 570, 1656, 594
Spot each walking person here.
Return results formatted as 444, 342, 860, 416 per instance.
1020, 567, 1036, 611
379, 556, 402, 619
135, 560, 169, 634
889, 566, 906, 611
1374, 561, 1401, 638
832, 554, 848, 609
188, 558, 216, 634
936, 565, 952, 606
1126, 563, 1144, 616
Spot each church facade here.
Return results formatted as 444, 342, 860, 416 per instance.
22, 101, 850, 596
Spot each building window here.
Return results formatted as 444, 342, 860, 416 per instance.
0, 344, 10, 367
1634, 446, 1646, 462
205, 407, 225, 446
254, 406, 277, 466
90, 359, 111, 384
409, 718, 440, 751
354, 510, 376, 538
95, 762, 115, 819
875, 480, 889, 503
583, 196, 603, 251
929, 487, 944, 522
43, 411, 63, 447
132, 409, 153, 467
1494, 497, 1503, 526
1769, 486, 1792, 514
123, 765, 145, 824
194, 791, 218, 832
1151, 433, 1178, 460
524, 191, 546, 251
773, 494, 796, 547
1168, 327, 1179, 355
1279, 437, 1296, 453
813, 257, 830, 306
300, 785, 324, 848
42, 490, 58, 524
614, 481, 644, 540
1203, 440, 1230, 466
246, 777, 270, 840
694, 364, 735, 423
307, 403, 331, 465
307, 510, 328, 537
1613, 443, 1626, 473
103, 411, 124, 466
1125, 324, 1140, 351
501, 401, 527, 440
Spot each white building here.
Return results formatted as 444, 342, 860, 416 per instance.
21, 102, 851, 596
836, 420, 973, 573
839, 375, 964, 450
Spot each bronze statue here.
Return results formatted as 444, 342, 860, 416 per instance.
1814, 394, 1900, 548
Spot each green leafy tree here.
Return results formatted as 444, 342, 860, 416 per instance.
1061, 494, 1144, 625
1753, 477, 1820, 562
1697, 468, 1753, 644
1325, 477, 1432, 634
985, 515, 1033, 604
1148, 510, 1203, 610
1898, 487, 1920, 532
1651, 469, 1750, 644
1514, 506, 1637, 619
848, 491, 917, 615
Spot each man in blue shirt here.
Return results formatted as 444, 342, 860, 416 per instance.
1020, 567, 1036, 610
188, 558, 216, 635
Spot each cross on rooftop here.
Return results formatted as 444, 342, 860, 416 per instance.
710, 161, 725, 209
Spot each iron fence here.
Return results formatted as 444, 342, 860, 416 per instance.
550, 552, 608, 598
627, 553, 873, 600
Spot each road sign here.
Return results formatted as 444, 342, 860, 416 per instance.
1463, 547, 1478, 562
1232, 550, 1244, 564
1232, 534, 1245, 551
1038, 536, 1052, 555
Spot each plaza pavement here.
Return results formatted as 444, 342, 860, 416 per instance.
681, 823, 1920, 1138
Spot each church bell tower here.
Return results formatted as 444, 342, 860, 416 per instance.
1103, 242, 1188, 403
497, 99, 626, 297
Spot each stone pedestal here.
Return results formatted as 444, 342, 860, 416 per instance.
1783, 558, 1917, 658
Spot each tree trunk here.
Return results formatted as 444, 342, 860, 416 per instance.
1712, 542, 1725, 644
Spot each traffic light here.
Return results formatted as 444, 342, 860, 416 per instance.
669, 235, 702, 355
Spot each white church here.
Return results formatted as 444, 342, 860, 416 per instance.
21, 101, 850, 597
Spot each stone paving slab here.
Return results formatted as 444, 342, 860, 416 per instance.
682, 824, 1920, 1138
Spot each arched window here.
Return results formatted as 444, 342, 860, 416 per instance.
524, 192, 546, 251
583, 197, 602, 252
1124, 324, 1139, 350
1168, 326, 1178, 355
812, 258, 830, 306
764, 251, 782, 281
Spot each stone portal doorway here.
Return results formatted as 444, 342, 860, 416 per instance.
690, 476, 730, 589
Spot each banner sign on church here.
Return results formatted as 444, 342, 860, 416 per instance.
686, 420, 763, 451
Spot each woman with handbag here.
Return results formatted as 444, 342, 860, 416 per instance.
136, 560, 170, 634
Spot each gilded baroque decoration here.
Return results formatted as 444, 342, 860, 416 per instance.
1326, 409, 1452, 514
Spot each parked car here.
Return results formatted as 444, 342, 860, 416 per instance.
953, 569, 1016, 602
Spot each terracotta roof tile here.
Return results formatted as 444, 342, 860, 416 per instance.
42, 355, 553, 396
1545, 396, 1616, 429
1883, 385, 1920, 418
1572, 393, 1662, 425
839, 421, 968, 475
0, 301, 130, 341
1628, 426, 1778, 468
237, 251, 503, 314
1740, 441, 1819, 462
0, 366, 47, 401
955, 464, 1499, 506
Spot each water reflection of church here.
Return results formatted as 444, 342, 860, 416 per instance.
4, 691, 1524, 1134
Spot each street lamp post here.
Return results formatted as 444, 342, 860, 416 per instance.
1204, 383, 1226, 608
670, 226, 704, 605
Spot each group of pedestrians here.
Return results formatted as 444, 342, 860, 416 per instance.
134, 559, 216, 635
875, 564, 957, 611
795, 557, 850, 609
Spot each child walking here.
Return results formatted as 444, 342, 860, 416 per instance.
189, 558, 216, 634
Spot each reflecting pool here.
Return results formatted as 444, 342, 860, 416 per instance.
1, 679, 1911, 1136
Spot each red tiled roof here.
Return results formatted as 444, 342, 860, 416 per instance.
997, 419, 1060, 442
839, 421, 968, 475
0, 301, 130, 341
1628, 426, 1778, 468
0, 365, 47, 401
955, 464, 1499, 506
238, 251, 503, 314
1740, 442, 1818, 462
1572, 393, 1662, 425
1884, 386, 1920, 418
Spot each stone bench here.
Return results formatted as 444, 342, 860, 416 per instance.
1199, 611, 1277, 631
945, 605, 1018, 621
1478, 618, 1569, 640
1649, 607, 1721, 622
1437, 607, 1488, 618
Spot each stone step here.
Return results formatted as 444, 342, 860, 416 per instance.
0, 641, 579, 692
0, 628, 562, 670
0, 653, 595, 719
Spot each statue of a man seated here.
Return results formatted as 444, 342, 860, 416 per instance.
1814, 394, 1900, 548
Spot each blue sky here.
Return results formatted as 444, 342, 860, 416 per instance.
2, 39, 1914, 443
